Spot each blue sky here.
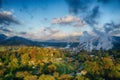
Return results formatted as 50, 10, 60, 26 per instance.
0, 0, 120, 41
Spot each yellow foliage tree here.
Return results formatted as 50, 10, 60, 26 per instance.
38, 74, 55, 80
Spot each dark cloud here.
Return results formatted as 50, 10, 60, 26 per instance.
0, 27, 12, 33
84, 6, 100, 26
65, 0, 81, 14
65, 0, 120, 27
43, 27, 59, 34
104, 22, 120, 34
97, 0, 120, 5
97, 0, 111, 3
0, 11, 20, 25
19, 32, 27, 35
0, 0, 2, 8
65, 0, 92, 14
65, 0, 100, 26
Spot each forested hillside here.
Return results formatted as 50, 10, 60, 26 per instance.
0, 46, 120, 80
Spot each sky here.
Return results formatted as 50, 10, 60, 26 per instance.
0, 0, 120, 41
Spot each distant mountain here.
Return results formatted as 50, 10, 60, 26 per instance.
0, 34, 119, 49
0, 34, 80, 47
112, 36, 120, 50
0, 34, 7, 42
45, 36, 80, 42
0, 35, 35, 46
112, 36, 120, 42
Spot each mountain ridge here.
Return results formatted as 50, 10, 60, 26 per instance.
0, 34, 119, 49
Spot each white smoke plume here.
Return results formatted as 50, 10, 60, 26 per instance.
79, 24, 115, 51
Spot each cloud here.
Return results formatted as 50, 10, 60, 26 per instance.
17, 27, 60, 40
0, 10, 21, 37
65, 0, 120, 28
0, 11, 20, 25
19, 32, 27, 35
0, 26, 14, 37
79, 21, 120, 51
65, 0, 120, 30
103, 22, 120, 35
52, 31, 82, 39
65, 0, 92, 14
17, 27, 82, 41
65, 0, 119, 15
41, 27, 60, 39
97, 0, 111, 3
52, 15, 85, 27
0, 0, 2, 8
74, 21, 85, 27
65, 0, 100, 26
0, 27, 12, 33
84, 6, 100, 26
